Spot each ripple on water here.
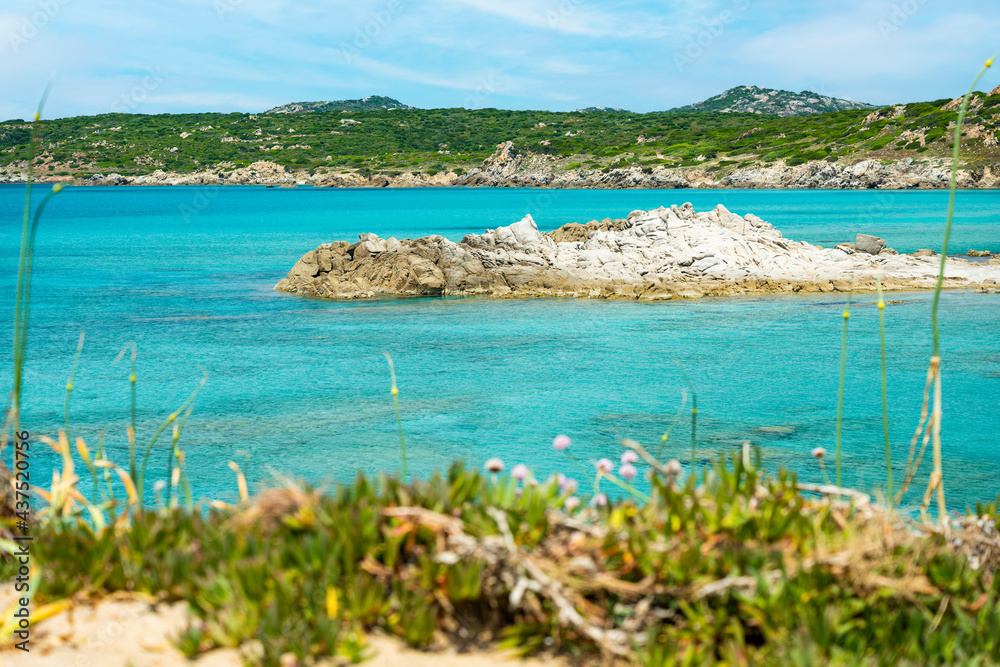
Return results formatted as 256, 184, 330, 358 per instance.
2, 186, 999, 509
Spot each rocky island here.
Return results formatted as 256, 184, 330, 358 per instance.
275, 204, 1000, 300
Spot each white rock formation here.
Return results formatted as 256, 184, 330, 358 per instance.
276, 204, 1000, 299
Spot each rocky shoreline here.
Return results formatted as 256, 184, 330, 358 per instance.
444, 142, 1000, 190
274, 204, 1000, 301
5, 141, 999, 190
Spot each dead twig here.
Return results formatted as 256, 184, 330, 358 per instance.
895, 361, 936, 505
621, 439, 673, 478
383, 506, 464, 535
796, 483, 871, 508
486, 508, 631, 658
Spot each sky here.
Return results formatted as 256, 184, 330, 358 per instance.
0, 0, 998, 120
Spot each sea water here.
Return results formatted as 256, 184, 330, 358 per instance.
1, 185, 998, 509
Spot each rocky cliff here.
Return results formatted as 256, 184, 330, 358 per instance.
447, 142, 996, 190
275, 204, 1000, 300
75, 161, 297, 186
27, 142, 999, 190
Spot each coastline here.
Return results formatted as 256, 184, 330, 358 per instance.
4, 147, 1000, 191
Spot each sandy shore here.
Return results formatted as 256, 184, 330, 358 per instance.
0, 593, 568, 667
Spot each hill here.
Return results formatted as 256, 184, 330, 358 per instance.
2, 91, 998, 186
575, 106, 631, 114
675, 85, 876, 116
265, 95, 414, 114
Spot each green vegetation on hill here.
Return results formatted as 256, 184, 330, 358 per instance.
265, 95, 414, 114
575, 106, 631, 113
2, 92, 998, 179
674, 85, 877, 116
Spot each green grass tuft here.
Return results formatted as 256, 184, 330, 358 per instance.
835, 289, 852, 489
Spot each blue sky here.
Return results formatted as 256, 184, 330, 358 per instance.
1, 0, 998, 119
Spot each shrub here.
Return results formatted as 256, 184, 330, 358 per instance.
904, 102, 939, 117
9, 458, 1000, 667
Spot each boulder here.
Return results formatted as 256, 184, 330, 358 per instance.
690, 256, 721, 273
968, 250, 991, 257
855, 234, 887, 255
508, 215, 543, 245
546, 217, 631, 243
912, 249, 936, 257
548, 222, 590, 243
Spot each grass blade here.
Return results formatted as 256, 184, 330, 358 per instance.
383, 351, 407, 480
876, 275, 892, 503
835, 291, 852, 488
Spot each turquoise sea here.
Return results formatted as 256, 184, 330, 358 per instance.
2, 185, 999, 510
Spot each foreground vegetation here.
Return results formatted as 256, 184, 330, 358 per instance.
4, 451, 1000, 666
2, 89, 999, 180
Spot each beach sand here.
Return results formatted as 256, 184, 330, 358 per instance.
0, 593, 568, 667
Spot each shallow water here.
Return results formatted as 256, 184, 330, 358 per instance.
1, 185, 998, 509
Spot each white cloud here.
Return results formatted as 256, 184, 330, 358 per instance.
539, 58, 597, 76
142, 91, 277, 112
347, 55, 486, 91
738, 10, 1000, 102
0, 0, 998, 116
429, 0, 681, 38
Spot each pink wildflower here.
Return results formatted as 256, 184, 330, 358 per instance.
557, 474, 577, 494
